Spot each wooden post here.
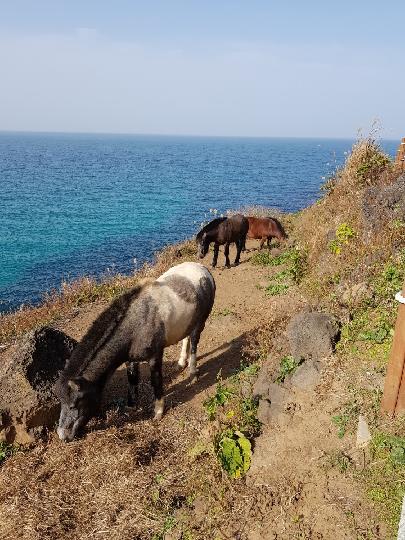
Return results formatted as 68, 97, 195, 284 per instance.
395, 137, 405, 172
381, 279, 405, 415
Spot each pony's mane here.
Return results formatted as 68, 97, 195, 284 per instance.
196, 217, 227, 240
270, 216, 288, 238
62, 279, 152, 379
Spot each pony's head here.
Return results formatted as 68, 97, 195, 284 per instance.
196, 231, 210, 259
55, 377, 100, 442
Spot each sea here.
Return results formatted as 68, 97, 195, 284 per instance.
0, 132, 398, 313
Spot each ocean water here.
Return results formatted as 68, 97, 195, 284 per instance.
0, 132, 398, 313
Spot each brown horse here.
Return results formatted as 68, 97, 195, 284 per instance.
196, 214, 249, 268
245, 216, 287, 249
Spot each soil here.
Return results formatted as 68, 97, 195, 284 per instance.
0, 241, 386, 540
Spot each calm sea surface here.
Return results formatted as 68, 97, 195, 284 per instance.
0, 132, 398, 312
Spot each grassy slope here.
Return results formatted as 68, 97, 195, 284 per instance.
1, 137, 405, 539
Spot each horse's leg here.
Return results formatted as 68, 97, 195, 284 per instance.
234, 236, 244, 265
259, 237, 265, 250
150, 349, 164, 420
189, 325, 203, 380
126, 360, 139, 407
178, 336, 190, 368
267, 236, 272, 248
224, 242, 231, 268
212, 242, 219, 268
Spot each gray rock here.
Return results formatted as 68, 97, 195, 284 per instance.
290, 360, 321, 391
362, 174, 405, 238
356, 415, 372, 448
256, 383, 290, 425
287, 311, 340, 361
0, 326, 76, 444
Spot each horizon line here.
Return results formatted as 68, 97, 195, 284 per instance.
0, 129, 400, 142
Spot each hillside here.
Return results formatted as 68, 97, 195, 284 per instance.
1, 136, 405, 539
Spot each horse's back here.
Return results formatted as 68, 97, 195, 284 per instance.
154, 262, 215, 345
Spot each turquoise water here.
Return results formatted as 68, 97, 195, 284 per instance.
0, 132, 398, 312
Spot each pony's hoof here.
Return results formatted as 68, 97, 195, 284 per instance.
189, 370, 199, 383
153, 411, 163, 421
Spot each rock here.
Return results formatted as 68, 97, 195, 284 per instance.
341, 282, 373, 306
287, 311, 340, 361
289, 360, 321, 391
0, 326, 77, 444
256, 383, 290, 425
356, 415, 372, 448
362, 174, 405, 238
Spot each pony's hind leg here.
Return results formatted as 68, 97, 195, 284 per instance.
189, 325, 204, 380
259, 237, 266, 250
234, 236, 245, 265
224, 242, 231, 268
178, 336, 190, 368
126, 360, 139, 407
150, 349, 164, 420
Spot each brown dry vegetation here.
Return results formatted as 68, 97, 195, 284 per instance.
1, 136, 405, 539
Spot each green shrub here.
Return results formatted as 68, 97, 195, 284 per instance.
203, 380, 234, 420
329, 223, 356, 256
215, 429, 252, 479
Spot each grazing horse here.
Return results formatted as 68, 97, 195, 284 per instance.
55, 262, 215, 442
196, 214, 249, 268
245, 216, 287, 250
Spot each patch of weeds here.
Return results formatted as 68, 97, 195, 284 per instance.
391, 218, 405, 229
0, 441, 19, 465
373, 258, 404, 301
212, 307, 234, 317
358, 321, 392, 344
265, 282, 289, 296
203, 379, 234, 420
331, 400, 360, 438
215, 428, 251, 479
355, 148, 390, 184
361, 430, 405, 535
289, 248, 308, 284
251, 249, 292, 267
329, 223, 356, 255
151, 515, 177, 540
326, 450, 352, 473
275, 355, 302, 384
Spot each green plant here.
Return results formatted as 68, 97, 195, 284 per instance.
0, 442, 18, 465
329, 223, 356, 255
215, 428, 252, 478
331, 400, 360, 438
275, 355, 302, 383
203, 380, 234, 420
251, 250, 292, 267
265, 282, 289, 296
289, 248, 308, 284
331, 414, 350, 439
355, 149, 390, 184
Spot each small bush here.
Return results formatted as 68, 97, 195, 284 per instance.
215, 428, 252, 479
329, 223, 356, 256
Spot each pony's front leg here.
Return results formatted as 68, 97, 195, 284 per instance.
150, 350, 164, 420
259, 237, 266, 250
178, 336, 190, 368
212, 242, 219, 268
126, 360, 139, 407
224, 242, 231, 268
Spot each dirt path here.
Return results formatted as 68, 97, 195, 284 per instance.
0, 241, 383, 540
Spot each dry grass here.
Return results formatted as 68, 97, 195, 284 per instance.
0, 239, 197, 346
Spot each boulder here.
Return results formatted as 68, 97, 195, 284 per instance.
287, 311, 340, 361
254, 382, 290, 425
289, 360, 321, 391
362, 174, 405, 238
0, 326, 76, 444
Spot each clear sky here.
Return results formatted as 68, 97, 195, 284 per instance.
0, 1, 404, 138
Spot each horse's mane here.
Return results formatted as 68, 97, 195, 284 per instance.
270, 216, 288, 238
62, 280, 152, 379
196, 217, 227, 240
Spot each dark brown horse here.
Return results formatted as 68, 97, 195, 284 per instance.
196, 214, 249, 268
245, 216, 287, 249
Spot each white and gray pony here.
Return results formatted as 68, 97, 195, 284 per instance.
55, 262, 215, 442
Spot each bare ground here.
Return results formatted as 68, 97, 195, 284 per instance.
0, 241, 388, 539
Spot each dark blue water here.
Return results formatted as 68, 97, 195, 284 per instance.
0, 132, 398, 312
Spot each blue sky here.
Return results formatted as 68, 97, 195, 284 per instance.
0, 1, 404, 138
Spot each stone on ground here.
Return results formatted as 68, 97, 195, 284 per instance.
0, 326, 76, 444
287, 311, 340, 361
